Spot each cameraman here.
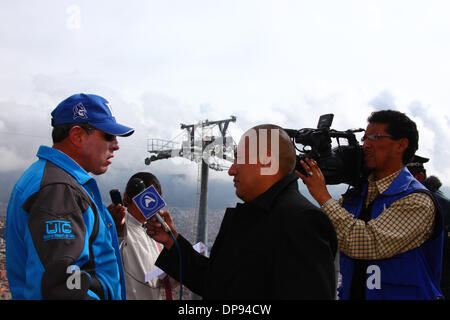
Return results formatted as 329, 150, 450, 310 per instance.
298, 110, 443, 300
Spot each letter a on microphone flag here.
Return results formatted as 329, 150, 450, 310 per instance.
132, 185, 166, 220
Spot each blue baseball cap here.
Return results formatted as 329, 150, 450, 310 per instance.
51, 93, 134, 136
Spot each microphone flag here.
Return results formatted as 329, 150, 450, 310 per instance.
132, 185, 166, 220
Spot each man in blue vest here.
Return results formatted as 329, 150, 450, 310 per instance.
6, 93, 133, 299
298, 110, 443, 300
407, 156, 450, 298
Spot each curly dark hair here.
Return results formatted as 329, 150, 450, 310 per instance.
126, 172, 162, 198
367, 110, 419, 164
423, 175, 442, 193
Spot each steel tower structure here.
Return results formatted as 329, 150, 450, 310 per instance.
145, 116, 236, 253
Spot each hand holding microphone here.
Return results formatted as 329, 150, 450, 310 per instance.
145, 210, 178, 249
108, 189, 127, 237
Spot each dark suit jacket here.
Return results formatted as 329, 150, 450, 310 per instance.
434, 190, 450, 296
156, 172, 337, 299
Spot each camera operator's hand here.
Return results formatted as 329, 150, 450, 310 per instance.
144, 210, 178, 249
296, 158, 332, 206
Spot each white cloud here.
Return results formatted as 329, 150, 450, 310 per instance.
1, 0, 450, 193
0, 147, 28, 172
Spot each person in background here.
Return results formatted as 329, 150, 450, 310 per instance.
6, 93, 133, 299
109, 172, 177, 300
299, 110, 443, 300
146, 124, 337, 299
406, 155, 429, 184
407, 155, 450, 298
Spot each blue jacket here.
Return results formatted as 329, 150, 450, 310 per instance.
6, 146, 126, 300
339, 167, 443, 300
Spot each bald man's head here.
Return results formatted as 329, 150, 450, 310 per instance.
229, 124, 296, 201
235, 124, 296, 177
252, 124, 296, 176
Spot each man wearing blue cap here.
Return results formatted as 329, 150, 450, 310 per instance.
6, 93, 134, 300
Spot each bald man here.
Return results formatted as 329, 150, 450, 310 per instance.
146, 124, 337, 299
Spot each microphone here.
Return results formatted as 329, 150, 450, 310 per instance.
127, 177, 171, 233
109, 189, 124, 206
155, 213, 171, 233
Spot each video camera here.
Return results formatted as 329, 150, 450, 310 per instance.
284, 114, 367, 186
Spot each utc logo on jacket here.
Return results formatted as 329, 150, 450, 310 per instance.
43, 220, 75, 241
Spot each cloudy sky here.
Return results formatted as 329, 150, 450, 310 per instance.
1, 0, 450, 211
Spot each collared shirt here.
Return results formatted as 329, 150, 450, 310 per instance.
120, 213, 163, 299
322, 169, 435, 260
120, 212, 177, 300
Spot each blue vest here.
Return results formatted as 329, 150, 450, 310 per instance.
339, 167, 444, 300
